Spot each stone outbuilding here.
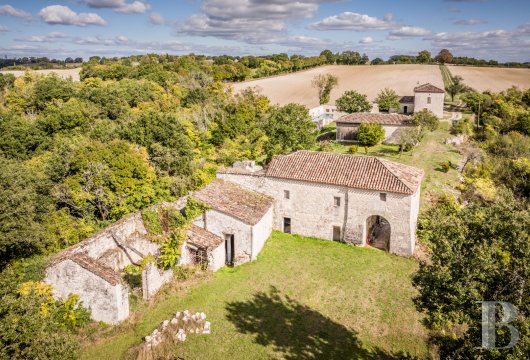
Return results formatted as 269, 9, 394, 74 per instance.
189, 180, 274, 267
398, 83, 445, 118
218, 151, 424, 256
44, 211, 171, 324
335, 113, 412, 143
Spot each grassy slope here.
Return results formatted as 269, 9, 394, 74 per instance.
319, 122, 462, 208
81, 232, 428, 359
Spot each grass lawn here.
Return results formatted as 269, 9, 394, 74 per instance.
81, 231, 428, 359
318, 122, 462, 209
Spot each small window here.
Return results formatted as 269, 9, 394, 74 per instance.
334, 196, 341, 206
427, 96, 431, 104
333, 226, 341, 241
284, 190, 290, 199
380, 193, 387, 201
283, 217, 291, 234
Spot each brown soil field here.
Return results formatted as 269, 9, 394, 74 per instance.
0, 68, 81, 81
448, 66, 530, 92
231, 64, 444, 108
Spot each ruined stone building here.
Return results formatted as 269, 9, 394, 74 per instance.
45, 150, 422, 324
218, 151, 424, 256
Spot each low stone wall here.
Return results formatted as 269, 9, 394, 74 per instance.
142, 262, 173, 300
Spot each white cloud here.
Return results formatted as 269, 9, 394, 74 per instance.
388, 26, 432, 39
428, 27, 530, 60
74, 35, 130, 46
0, 4, 32, 20
0, 25, 7, 32
179, 0, 336, 47
359, 36, 373, 44
38, 5, 107, 26
82, 0, 150, 14
309, 12, 396, 31
149, 12, 166, 25
453, 18, 487, 25
18, 32, 67, 42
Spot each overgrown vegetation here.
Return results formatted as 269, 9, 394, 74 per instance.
413, 86, 530, 357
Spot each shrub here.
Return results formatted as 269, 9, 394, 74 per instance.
348, 145, 359, 154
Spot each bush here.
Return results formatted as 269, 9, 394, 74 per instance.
348, 145, 359, 154
357, 123, 385, 147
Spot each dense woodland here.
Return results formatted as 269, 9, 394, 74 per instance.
0, 50, 529, 358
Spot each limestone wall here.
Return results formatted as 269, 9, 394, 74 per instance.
142, 262, 173, 300
414, 92, 444, 118
45, 260, 129, 324
218, 172, 418, 256
201, 209, 253, 264
251, 206, 273, 260
208, 243, 225, 271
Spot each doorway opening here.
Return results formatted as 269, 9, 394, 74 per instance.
366, 215, 391, 251
225, 234, 234, 265
403, 105, 408, 114
283, 217, 291, 234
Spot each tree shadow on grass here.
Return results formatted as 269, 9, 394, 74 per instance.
226, 286, 417, 360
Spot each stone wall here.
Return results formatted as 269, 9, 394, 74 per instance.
208, 243, 225, 271
217, 172, 419, 256
199, 209, 253, 264
142, 262, 174, 300
45, 259, 129, 324
414, 92, 444, 118
251, 206, 273, 260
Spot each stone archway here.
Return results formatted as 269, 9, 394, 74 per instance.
366, 215, 391, 251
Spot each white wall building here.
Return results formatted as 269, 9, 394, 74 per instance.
218, 151, 424, 256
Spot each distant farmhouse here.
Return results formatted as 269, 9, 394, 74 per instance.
335, 83, 444, 143
45, 151, 423, 324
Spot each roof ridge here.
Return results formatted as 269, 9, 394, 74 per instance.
376, 158, 414, 193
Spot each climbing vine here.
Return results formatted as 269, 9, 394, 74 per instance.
141, 198, 209, 269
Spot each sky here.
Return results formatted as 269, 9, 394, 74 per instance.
0, 0, 529, 62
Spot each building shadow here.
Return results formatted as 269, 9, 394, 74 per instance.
225, 286, 417, 360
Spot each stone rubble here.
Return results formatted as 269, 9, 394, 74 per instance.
144, 310, 210, 348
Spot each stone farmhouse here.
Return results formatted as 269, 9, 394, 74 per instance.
45, 151, 423, 324
397, 83, 445, 117
335, 83, 445, 143
218, 151, 424, 256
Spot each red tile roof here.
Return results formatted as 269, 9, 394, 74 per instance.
265, 151, 423, 195
193, 180, 273, 225
336, 113, 411, 125
399, 96, 415, 104
186, 224, 224, 250
413, 83, 444, 93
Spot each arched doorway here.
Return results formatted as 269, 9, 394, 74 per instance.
366, 215, 391, 251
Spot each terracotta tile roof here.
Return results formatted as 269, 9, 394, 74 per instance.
193, 180, 273, 225
399, 96, 415, 103
413, 83, 444, 93
265, 151, 424, 195
186, 224, 224, 250
336, 113, 411, 125
68, 253, 122, 285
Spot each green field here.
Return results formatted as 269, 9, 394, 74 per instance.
81, 232, 428, 359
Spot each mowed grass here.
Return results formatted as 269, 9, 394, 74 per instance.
81, 232, 428, 359
319, 122, 462, 208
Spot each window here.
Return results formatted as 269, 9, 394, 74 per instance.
334, 196, 341, 206
283, 217, 291, 234
427, 96, 431, 104
333, 226, 341, 241
380, 193, 387, 201
284, 190, 290, 199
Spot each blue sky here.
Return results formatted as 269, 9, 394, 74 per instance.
0, 0, 529, 61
